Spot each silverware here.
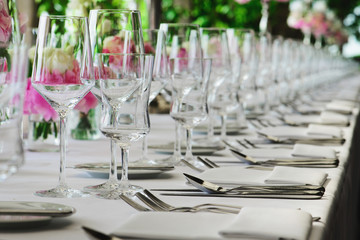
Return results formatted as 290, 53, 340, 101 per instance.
183, 173, 325, 193
136, 189, 242, 214
180, 159, 204, 172
230, 149, 339, 168
119, 195, 151, 212
256, 131, 345, 145
73, 163, 174, 171
82, 226, 123, 240
196, 156, 220, 168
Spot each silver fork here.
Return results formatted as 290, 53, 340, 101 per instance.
119, 194, 151, 212
197, 156, 220, 168
136, 190, 240, 214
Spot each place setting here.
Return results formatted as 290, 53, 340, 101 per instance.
2, 0, 360, 239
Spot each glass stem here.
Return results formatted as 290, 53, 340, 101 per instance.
58, 116, 67, 187
207, 110, 215, 139
141, 135, 148, 160
220, 114, 227, 140
120, 144, 130, 184
173, 122, 182, 161
109, 139, 117, 181
184, 128, 193, 162
259, 0, 269, 33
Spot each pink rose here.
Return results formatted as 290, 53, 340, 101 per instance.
75, 92, 98, 114
0, 0, 12, 43
24, 78, 58, 121
144, 42, 155, 54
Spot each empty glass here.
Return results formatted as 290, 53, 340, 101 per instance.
135, 29, 169, 166
31, 15, 94, 198
95, 53, 153, 198
87, 9, 144, 192
169, 58, 210, 165
159, 23, 202, 164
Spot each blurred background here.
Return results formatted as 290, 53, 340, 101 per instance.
16, 0, 360, 59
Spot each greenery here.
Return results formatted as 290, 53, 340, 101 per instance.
34, 0, 149, 28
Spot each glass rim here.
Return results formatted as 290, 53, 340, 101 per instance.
96, 53, 153, 57
200, 27, 227, 31
89, 9, 141, 14
159, 23, 200, 28
41, 15, 87, 20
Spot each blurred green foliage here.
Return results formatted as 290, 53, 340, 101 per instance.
34, 0, 149, 28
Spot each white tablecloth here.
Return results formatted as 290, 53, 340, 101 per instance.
1, 75, 360, 240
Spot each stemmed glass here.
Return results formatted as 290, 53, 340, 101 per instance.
159, 23, 202, 164
135, 29, 169, 166
96, 53, 153, 198
86, 9, 144, 193
31, 15, 94, 198
169, 58, 210, 165
226, 28, 255, 128
199, 28, 232, 142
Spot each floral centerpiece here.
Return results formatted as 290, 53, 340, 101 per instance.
287, 0, 348, 47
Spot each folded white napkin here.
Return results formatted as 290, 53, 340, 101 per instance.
198, 166, 272, 186
243, 148, 293, 159
306, 124, 342, 138
259, 126, 327, 139
284, 114, 320, 125
320, 111, 349, 125
113, 212, 233, 239
292, 143, 337, 159
219, 207, 312, 240
265, 166, 328, 186
326, 100, 354, 114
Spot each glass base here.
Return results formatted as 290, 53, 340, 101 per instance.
35, 184, 90, 198
84, 178, 120, 192
95, 183, 143, 200
133, 156, 160, 167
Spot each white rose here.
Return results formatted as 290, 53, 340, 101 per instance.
44, 48, 74, 74
289, 0, 304, 13
312, 1, 327, 13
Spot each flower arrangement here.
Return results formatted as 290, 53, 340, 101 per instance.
287, 0, 348, 46
24, 46, 98, 141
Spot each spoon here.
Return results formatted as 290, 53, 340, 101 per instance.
183, 173, 325, 194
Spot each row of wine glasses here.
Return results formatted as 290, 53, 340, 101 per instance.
31, 9, 357, 199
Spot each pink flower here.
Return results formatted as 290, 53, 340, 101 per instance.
23, 78, 58, 121
0, 0, 12, 43
75, 92, 98, 114
144, 42, 155, 54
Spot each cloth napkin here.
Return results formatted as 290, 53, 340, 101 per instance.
320, 111, 349, 125
219, 207, 312, 240
325, 100, 354, 114
265, 166, 328, 186
292, 143, 337, 159
306, 124, 342, 138
112, 212, 234, 239
198, 166, 272, 186
259, 126, 327, 139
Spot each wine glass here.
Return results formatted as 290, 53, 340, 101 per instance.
96, 53, 153, 198
169, 58, 210, 165
199, 28, 232, 142
31, 15, 94, 198
226, 28, 255, 128
89, 9, 144, 99
159, 23, 202, 164
86, 9, 144, 192
135, 29, 169, 166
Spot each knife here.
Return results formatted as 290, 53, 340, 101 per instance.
82, 226, 123, 240
160, 192, 324, 199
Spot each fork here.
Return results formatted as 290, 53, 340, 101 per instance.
136, 190, 240, 214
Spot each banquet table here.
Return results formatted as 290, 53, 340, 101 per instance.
1, 73, 360, 240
